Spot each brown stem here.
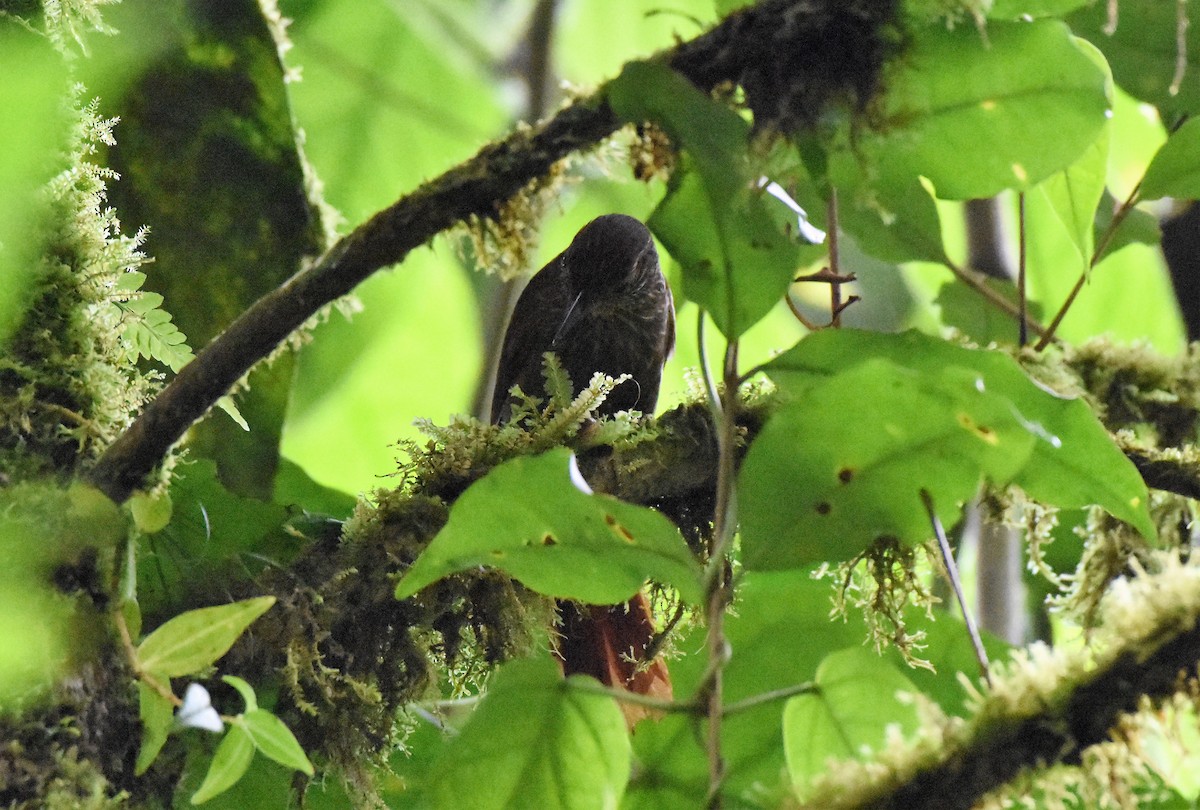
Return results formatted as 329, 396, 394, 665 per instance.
703, 341, 739, 808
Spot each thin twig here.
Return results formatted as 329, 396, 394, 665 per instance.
942, 259, 1052, 341
643, 600, 688, 662
569, 678, 700, 713
828, 187, 844, 326
114, 606, 180, 706
702, 340, 740, 808
920, 489, 990, 684
1017, 192, 1028, 348
722, 681, 815, 717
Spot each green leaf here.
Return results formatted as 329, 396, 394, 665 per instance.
136, 596, 276, 678
768, 330, 1154, 537
740, 358, 1036, 569
191, 725, 255, 805
1092, 192, 1161, 265
866, 20, 1110, 198
241, 709, 313, 776
609, 61, 802, 339
1029, 120, 1110, 271
1141, 117, 1200, 200
426, 657, 631, 809
221, 675, 258, 712
828, 153, 948, 265
740, 330, 1155, 569
395, 448, 701, 604
136, 680, 175, 775
783, 648, 922, 800
1068, 1, 1200, 117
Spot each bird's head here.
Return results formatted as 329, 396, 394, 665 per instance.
561, 214, 658, 293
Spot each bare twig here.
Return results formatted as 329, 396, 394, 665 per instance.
702, 340, 740, 808
921, 489, 990, 684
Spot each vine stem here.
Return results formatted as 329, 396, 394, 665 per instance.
701, 336, 740, 808
1017, 192, 1028, 348
114, 606, 180, 706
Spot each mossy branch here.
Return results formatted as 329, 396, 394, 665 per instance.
83, 0, 899, 503
820, 556, 1200, 810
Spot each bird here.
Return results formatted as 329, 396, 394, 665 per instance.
490, 213, 676, 724
490, 213, 675, 423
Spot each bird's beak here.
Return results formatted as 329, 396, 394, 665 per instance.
552, 290, 584, 347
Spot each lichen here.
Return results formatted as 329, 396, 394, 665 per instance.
0, 90, 161, 483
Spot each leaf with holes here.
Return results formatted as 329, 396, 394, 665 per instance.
740, 330, 1156, 570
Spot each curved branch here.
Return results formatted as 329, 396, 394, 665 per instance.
86, 0, 898, 503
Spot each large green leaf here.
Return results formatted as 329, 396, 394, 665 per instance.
1140, 117, 1200, 200
1029, 118, 1110, 272
609, 61, 802, 340
395, 448, 702, 604
740, 359, 1036, 569
626, 569, 1007, 807
425, 657, 630, 810
740, 330, 1154, 569
864, 20, 1110, 199
1068, 1, 1200, 117
783, 648, 922, 800
136, 596, 276, 677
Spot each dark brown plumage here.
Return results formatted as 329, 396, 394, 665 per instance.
489, 214, 676, 725
490, 213, 675, 423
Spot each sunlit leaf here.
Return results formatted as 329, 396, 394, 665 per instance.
865, 20, 1110, 199
395, 448, 701, 604
740, 330, 1155, 569
136, 681, 175, 775
426, 657, 630, 809
1030, 120, 1109, 271
241, 709, 313, 776
609, 60, 804, 339
191, 725, 255, 805
783, 648, 922, 800
741, 358, 1036, 568
137, 596, 276, 678
1140, 117, 1200, 200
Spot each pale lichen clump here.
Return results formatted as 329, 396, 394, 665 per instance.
395, 353, 657, 497
817, 538, 939, 670
455, 146, 572, 282
1, 91, 168, 481
796, 552, 1200, 808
